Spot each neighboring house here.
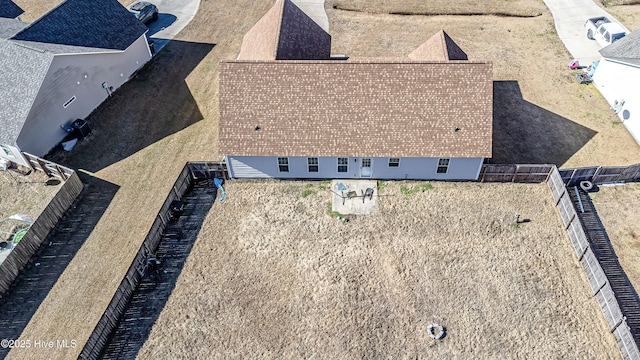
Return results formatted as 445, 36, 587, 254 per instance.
592, 29, 640, 144
0, 0, 23, 19
0, 0, 152, 168
219, 0, 493, 180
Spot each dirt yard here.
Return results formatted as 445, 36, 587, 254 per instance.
135, 181, 619, 358
591, 183, 640, 298
4, 0, 640, 358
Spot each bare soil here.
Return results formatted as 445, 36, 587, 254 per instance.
137, 181, 619, 358
4, 0, 640, 358
591, 183, 640, 298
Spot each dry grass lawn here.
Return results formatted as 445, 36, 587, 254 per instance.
137, 182, 619, 358
4, 0, 640, 358
331, 0, 546, 16
0, 172, 61, 242
592, 184, 640, 299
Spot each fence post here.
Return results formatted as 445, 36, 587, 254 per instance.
35, 158, 51, 176
55, 165, 68, 181
20, 152, 36, 172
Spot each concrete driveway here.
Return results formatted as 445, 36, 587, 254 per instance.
543, 0, 629, 65
143, 0, 201, 53
293, 0, 329, 33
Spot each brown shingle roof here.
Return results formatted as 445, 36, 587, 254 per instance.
219, 60, 493, 158
409, 30, 468, 61
237, 0, 331, 60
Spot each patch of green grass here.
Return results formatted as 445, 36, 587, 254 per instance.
400, 183, 434, 196
377, 180, 388, 191
305, 183, 314, 188
420, 183, 434, 191
301, 189, 316, 198
326, 202, 342, 218
319, 180, 331, 190
279, 184, 299, 193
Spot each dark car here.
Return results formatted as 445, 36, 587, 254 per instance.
128, 1, 158, 24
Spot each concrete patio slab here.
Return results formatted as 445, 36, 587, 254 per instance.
331, 179, 377, 215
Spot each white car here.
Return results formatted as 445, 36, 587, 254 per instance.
585, 16, 626, 47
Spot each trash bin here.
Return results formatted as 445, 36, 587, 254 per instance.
72, 119, 91, 138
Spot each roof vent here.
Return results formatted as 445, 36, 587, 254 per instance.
454, 127, 460, 132
254, 125, 261, 131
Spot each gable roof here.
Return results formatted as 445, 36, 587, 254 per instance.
1, 0, 148, 146
0, 39, 54, 145
409, 30, 468, 61
10, 0, 148, 51
237, 0, 331, 60
0, 0, 23, 19
219, 60, 493, 158
599, 29, 640, 67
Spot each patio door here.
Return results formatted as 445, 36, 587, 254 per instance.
360, 158, 372, 178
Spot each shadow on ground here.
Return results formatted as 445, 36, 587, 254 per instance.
0, 174, 118, 357
492, 80, 597, 165
147, 13, 178, 37
573, 189, 640, 347
47, 40, 215, 172
100, 179, 217, 359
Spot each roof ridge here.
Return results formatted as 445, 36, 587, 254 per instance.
438, 30, 448, 59
273, 0, 286, 59
9, 0, 65, 37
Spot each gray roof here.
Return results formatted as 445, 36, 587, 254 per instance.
0, 0, 23, 19
1, 0, 147, 145
0, 39, 54, 145
11, 0, 148, 51
599, 29, 640, 67
0, 17, 27, 39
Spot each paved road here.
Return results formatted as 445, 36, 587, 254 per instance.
543, 0, 629, 65
145, 0, 201, 53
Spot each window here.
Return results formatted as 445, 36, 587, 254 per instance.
388, 158, 400, 167
437, 158, 450, 174
337, 157, 348, 173
1, 144, 14, 158
277, 157, 289, 172
63, 95, 76, 108
362, 158, 371, 167
308, 157, 318, 172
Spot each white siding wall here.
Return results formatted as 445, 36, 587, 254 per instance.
16, 35, 151, 156
227, 156, 484, 180
593, 58, 640, 143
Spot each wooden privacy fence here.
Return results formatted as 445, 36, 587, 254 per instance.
80, 162, 227, 359
480, 162, 640, 186
547, 167, 640, 360
559, 163, 640, 186
188, 161, 229, 180
21, 152, 74, 180
479, 164, 553, 183
0, 171, 83, 298
79, 164, 194, 359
